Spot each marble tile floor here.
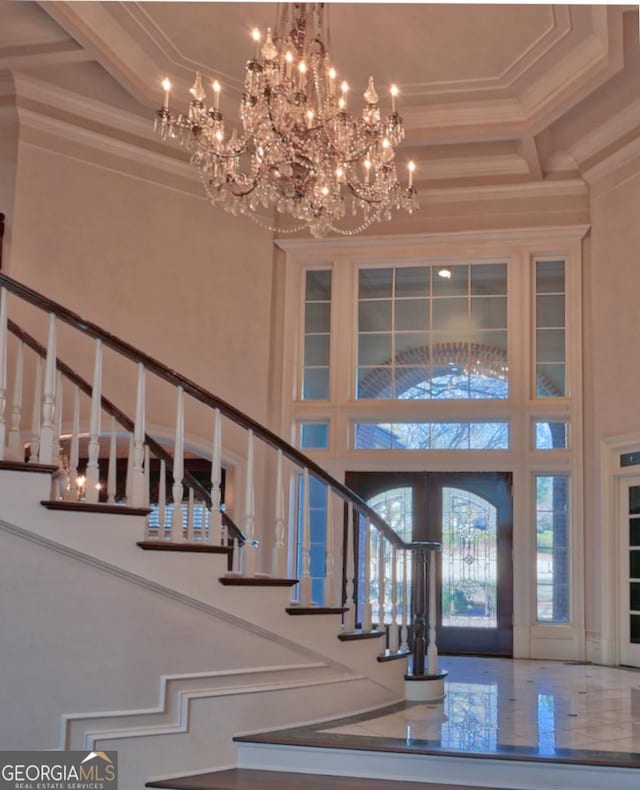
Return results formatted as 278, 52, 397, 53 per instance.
237, 657, 640, 769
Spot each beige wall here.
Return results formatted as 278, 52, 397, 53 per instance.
0, 106, 18, 267
7, 137, 274, 435
585, 166, 640, 647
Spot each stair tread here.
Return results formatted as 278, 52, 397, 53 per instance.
41, 500, 150, 516
0, 460, 58, 474
219, 576, 298, 587
286, 606, 348, 615
146, 768, 498, 789
338, 629, 386, 641
377, 648, 411, 662
137, 541, 232, 554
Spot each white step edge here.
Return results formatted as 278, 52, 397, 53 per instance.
236, 741, 640, 790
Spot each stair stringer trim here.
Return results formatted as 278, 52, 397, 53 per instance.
68, 668, 365, 751
0, 517, 401, 749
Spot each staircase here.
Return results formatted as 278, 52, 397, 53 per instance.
0, 273, 443, 788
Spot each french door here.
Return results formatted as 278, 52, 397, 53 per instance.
346, 471, 513, 656
619, 477, 640, 667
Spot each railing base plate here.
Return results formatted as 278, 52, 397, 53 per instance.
404, 669, 448, 702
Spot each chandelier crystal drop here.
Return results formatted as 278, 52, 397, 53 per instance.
153, 3, 418, 237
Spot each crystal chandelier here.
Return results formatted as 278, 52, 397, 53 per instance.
154, 3, 418, 237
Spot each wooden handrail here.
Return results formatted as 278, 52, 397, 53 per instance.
7, 318, 245, 545
0, 272, 437, 550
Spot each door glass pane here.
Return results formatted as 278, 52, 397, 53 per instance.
630, 486, 640, 515
630, 582, 640, 612
631, 614, 640, 643
630, 519, 640, 547
367, 486, 413, 543
441, 487, 497, 629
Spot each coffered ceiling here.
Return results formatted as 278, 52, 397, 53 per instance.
2, 2, 639, 191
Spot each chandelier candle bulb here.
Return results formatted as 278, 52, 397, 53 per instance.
298, 61, 307, 90
408, 160, 416, 188
340, 81, 348, 109
285, 51, 293, 79
212, 80, 221, 110
328, 67, 336, 94
391, 83, 399, 114
306, 109, 314, 129
251, 27, 261, 59
161, 77, 171, 109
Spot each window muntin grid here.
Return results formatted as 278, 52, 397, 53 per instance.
535, 261, 566, 398
356, 263, 508, 400
302, 270, 331, 400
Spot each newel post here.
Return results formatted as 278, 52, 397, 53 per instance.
404, 541, 447, 702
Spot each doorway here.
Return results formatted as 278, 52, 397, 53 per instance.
346, 471, 513, 656
619, 476, 640, 668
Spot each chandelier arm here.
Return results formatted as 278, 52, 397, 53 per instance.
345, 180, 396, 206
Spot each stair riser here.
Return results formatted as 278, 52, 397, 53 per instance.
236, 743, 640, 790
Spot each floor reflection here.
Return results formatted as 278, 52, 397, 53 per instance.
315, 657, 640, 764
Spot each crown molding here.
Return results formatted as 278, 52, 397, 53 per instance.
419, 153, 529, 181
571, 97, 640, 167
12, 71, 150, 139
584, 136, 640, 197
275, 223, 591, 255
17, 105, 200, 197
395, 6, 570, 99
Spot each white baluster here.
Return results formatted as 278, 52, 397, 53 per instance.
298, 467, 312, 605
389, 544, 400, 652
186, 487, 195, 542
343, 505, 357, 632
125, 432, 134, 504
209, 408, 222, 544
427, 548, 439, 675
0, 288, 7, 460
106, 415, 117, 504
28, 356, 42, 463
8, 338, 24, 458
144, 444, 150, 508
51, 371, 66, 499
131, 363, 145, 507
84, 339, 101, 502
377, 531, 386, 631
232, 536, 241, 573
272, 448, 285, 577
171, 386, 184, 541
54, 370, 63, 453
158, 458, 167, 539
324, 489, 338, 607
38, 313, 57, 464
361, 519, 372, 630
68, 385, 80, 498
243, 429, 257, 576
400, 549, 410, 651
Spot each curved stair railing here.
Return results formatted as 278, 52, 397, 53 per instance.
0, 272, 442, 680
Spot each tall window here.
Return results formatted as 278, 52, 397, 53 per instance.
536, 475, 570, 622
535, 261, 565, 397
357, 263, 508, 399
302, 270, 332, 399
